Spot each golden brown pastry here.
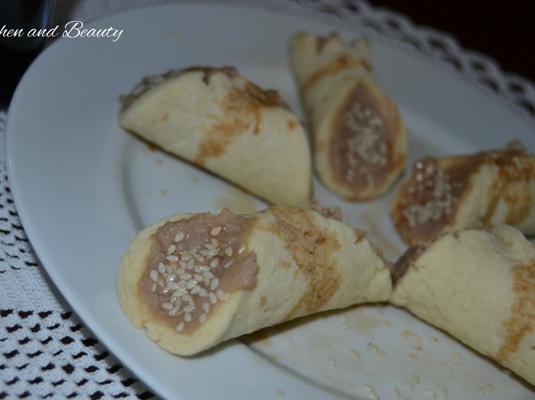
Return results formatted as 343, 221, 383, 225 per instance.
391, 143, 535, 245
391, 225, 535, 387
117, 207, 392, 356
290, 32, 406, 200
119, 66, 312, 206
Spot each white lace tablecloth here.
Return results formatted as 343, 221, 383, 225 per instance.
1, 1, 534, 399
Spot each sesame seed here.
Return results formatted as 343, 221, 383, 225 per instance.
184, 304, 195, 313
167, 244, 176, 255
182, 294, 192, 302
210, 227, 222, 236
210, 258, 220, 268
366, 342, 386, 357
161, 302, 173, 310
203, 302, 210, 313
174, 231, 185, 242
181, 253, 191, 261
238, 245, 245, 254
363, 385, 380, 400
436, 385, 448, 400
216, 289, 225, 300
199, 313, 207, 323
157, 262, 166, 274
186, 280, 198, 290
207, 249, 217, 257
209, 292, 217, 304
225, 247, 233, 256
150, 283, 156, 292
203, 271, 214, 279
211, 238, 219, 247
194, 253, 205, 262
176, 321, 184, 332
194, 273, 203, 282
166, 255, 178, 262
393, 388, 410, 400
184, 313, 191, 322
198, 288, 208, 297
150, 270, 158, 281
162, 287, 172, 295
169, 306, 180, 316
210, 278, 220, 290
478, 384, 495, 395
190, 286, 200, 295
223, 260, 233, 269
180, 273, 192, 281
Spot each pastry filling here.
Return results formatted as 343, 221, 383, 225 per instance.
394, 144, 531, 242
330, 82, 392, 194
138, 209, 258, 334
395, 158, 469, 241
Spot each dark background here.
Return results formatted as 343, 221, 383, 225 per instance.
2, 0, 535, 107
370, 0, 535, 83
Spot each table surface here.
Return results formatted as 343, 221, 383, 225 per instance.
1, 1, 534, 399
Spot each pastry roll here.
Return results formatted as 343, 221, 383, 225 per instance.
119, 66, 311, 206
391, 225, 535, 386
117, 207, 392, 355
290, 32, 406, 200
391, 144, 535, 245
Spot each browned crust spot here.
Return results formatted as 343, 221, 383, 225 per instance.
266, 208, 341, 319
302, 55, 371, 94
196, 118, 249, 164
315, 32, 340, 53
308, 198, 343, 221
392, 246, 425, 285
497, 259, 535, 362
146, 142, 158, 152
483, 146, 535, 225
120, 66, 238, 112
287, 119, 298, 130
195, 80, 287, 164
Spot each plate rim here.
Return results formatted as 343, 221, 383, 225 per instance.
5, 2, 535, 399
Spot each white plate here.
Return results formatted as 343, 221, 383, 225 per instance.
6, 4, 535, 400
